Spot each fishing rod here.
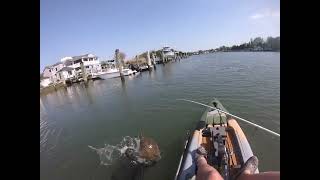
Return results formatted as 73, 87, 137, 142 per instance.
177, 99, 280, 137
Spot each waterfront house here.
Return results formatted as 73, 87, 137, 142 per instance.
41, 53, 102, 85
56, 67, 76, 81
100, 60, 116, 71
42, 62, 65, 83
62, 54, 101, 76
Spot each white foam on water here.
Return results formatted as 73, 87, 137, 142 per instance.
89, 136, 141, 166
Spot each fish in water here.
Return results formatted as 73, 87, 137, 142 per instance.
125, 135, 161, 166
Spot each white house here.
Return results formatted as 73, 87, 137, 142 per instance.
56, 67, 76, 81
42, 62, 65, 83
62, 54, 101, 76
42, 53, 102, 84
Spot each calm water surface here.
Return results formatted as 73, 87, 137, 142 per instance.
40, 52, 280, 180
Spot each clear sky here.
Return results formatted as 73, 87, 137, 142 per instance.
40, 0, 279, 72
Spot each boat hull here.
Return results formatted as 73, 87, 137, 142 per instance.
97, 71, 121, 79
139, 65, 149, 71
96, 69, 135, 79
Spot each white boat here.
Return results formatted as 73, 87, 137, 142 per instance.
162, 46, 175, 60
132, 70, 140, 75
96, 68, 136, 79
93, 68, 119, 79
122, 69, 135, 76
140, 65, 149, 71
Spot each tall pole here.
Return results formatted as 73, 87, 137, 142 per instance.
161, 50, 165, 64
115, 49, 124, 80
147, 50, 152, 70
152, 52, 156, 69
80, 61, 87, 83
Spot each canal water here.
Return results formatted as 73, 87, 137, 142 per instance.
40, 52, 280, 180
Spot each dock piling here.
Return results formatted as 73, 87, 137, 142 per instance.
80, 61, 88, 83
115, 49, 125, 81
152, 53, 156, 69
147, 51, 152, 71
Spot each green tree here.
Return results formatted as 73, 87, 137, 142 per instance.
252, 37, 264, 47
266, 37, 273, 49
273, 37, 280, 51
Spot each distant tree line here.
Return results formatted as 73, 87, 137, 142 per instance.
215, 36, 280, 52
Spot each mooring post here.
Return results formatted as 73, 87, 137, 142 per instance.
80, 61, 88, 83
161, 50, 165, 64
147, 50, 153, 71
115, 49, 124, 81
152, 52, 156, 69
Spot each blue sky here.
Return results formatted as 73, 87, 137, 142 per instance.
40, 0, 279, 72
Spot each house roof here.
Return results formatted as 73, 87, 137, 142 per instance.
52, 62, 63, 66
72, 53, 96, 60
44, 62, 63, 70
43, 53, 97, 72
61, 56, 73, 62
57, 67, 74, 72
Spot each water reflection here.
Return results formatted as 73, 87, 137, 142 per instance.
84, 84, 94, 105
128, 72, 142, 80
56, 87, 68, 108
61, 87, 71, 104
68, 86, 81, 111
120, 78, 128, 100
161, 63, 173, 79
148, 69, 154, 80
40, 98, 47, 114
92, 80, 104, 97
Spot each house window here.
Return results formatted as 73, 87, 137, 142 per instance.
84, 58, 88, 61
74, 59, 82, 64
86, 66, 89, 69
55, 68, 57, 71
49, 69, 51, 72
68, 71, 72, 75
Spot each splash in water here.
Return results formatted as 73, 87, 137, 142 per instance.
89, 136, 141, 166
89, 136, 161, 166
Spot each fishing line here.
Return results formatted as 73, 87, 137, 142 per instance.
177, 99, 280, 137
